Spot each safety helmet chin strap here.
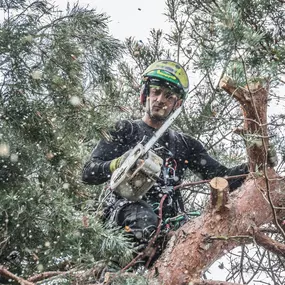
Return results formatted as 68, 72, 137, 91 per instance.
144, 78, 156, 119
144, 78, 150, 101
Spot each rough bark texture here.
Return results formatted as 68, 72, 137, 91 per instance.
151, 172, 285, 284
189, 280, 247, 285
149, 78, 285, 285
219, 77, 269, 172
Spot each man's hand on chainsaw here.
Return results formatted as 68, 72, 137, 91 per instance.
109, 148, 163, 200
109, 150, 132, 173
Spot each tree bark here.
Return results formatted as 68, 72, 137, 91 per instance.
253, 227, 285, 255
149, 78, 285, 285
151, 172, 285, 284
219, 77, 269, 172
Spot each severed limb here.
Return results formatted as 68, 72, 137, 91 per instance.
209, 177, 229, 212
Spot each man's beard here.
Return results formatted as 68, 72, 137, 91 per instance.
147, 104, 168, 122
147, 110, 166, 121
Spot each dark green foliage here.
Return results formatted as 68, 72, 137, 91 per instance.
0, 0, 134, 281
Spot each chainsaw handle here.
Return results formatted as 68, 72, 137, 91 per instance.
110, 144, 145, 190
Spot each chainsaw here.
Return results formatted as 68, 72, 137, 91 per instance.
110, 104, 184, 201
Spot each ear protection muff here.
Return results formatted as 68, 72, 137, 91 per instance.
139, 78, 150, 106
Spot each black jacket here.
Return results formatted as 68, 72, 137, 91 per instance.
82, 119, 248, 213
83, 119, 248, 184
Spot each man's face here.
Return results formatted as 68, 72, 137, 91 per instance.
146, 85, 182, 121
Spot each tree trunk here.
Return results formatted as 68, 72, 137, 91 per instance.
220, 77, 270, 172
149, 78, 285, 285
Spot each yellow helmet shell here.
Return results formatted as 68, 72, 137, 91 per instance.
142, 60, 189, 96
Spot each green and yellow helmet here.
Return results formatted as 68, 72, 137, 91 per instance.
140, 60, 189, 104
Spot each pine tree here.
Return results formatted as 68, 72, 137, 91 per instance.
2, 0, 285, 284
151, 1, 285, 284
117, 0, 285, 284
0, 0, 135, 283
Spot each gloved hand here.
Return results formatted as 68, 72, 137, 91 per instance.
267, 144, 278, 167
109, 150, 132, 173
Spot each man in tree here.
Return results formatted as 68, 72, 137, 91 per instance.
82, 60, 248, 252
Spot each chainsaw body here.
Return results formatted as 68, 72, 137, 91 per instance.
110, 144, 163, 201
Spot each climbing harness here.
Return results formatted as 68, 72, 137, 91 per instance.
120, 156, 201, 271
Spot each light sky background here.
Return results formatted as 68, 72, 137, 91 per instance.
54, 0, 206, 97
55, 0, 170, 42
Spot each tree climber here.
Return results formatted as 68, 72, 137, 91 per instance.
82, 60, 249, 257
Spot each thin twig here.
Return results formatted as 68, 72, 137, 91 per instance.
175, 173, 250, 190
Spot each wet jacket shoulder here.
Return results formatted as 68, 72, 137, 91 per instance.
82, 120, 139, 185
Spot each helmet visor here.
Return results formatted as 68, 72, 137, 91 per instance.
148, 78, 183, 99
143, 60, 189, 95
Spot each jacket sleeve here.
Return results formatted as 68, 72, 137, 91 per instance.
82, 120, 135, 185
184, 135, 249, 191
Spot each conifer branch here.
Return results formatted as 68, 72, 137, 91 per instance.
0, 266, 34, 285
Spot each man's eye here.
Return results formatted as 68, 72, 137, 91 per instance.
153, 88, 161, 95
165, 92, 175, 99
